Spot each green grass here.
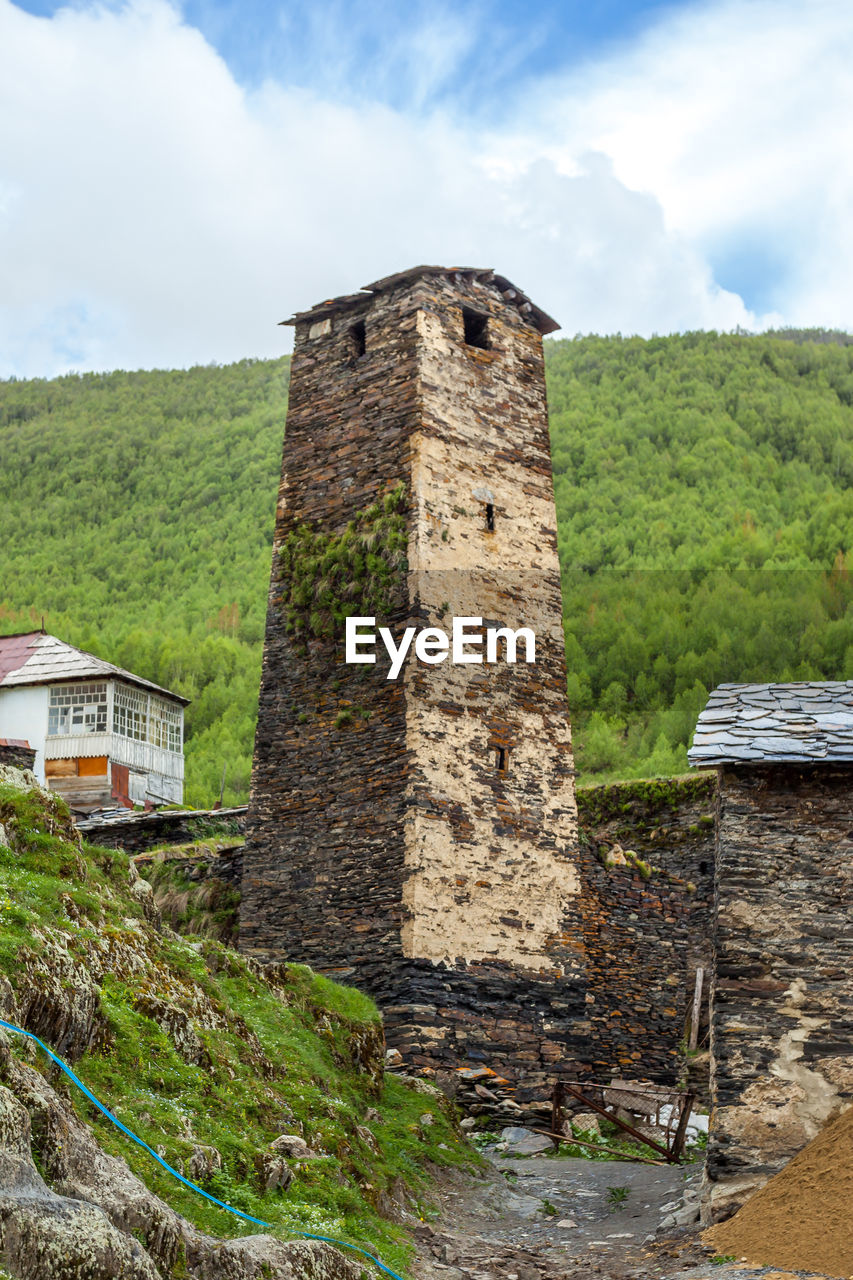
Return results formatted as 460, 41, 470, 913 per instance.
142, 848, 242, 943
0, 778, 478, 1276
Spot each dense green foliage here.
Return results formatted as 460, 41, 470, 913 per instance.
0, 359, 288, 805
1, 329, 851, 799
0, 778, 472, 1270
548, 332, 853, 777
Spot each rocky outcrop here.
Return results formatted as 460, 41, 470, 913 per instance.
0, 1037, 363, 1280
0, 770, 424, 1280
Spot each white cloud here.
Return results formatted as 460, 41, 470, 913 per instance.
513, 0, 853, 322
0, 0, 848, 376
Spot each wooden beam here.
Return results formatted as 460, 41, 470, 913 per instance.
688, 967, 705, 1052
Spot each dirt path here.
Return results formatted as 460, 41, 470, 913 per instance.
407, 1151, 843, 1280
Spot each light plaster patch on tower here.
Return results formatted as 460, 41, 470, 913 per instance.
400, 696, 578, 970
408, 433, 559, 577
398, 290, 579, 969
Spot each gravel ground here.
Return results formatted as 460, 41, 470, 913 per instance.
406, 1149, 843, 1280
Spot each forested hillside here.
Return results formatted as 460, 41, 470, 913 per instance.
0, 359, 287, 805
548, 331, 853, 778
1, 331, 851, 802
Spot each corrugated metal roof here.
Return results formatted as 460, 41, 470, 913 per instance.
0, 632, 41, 682
0, 633, 189, 705
281, 265, 560, 336
688, 681, 853, 766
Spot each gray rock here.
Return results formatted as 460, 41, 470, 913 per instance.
503, 1132, 553, 1157
570, 1111, 601, 1137
188, 1144, 222, 1184
269, 1133, 317, 1160
502, 1192, 545, 1221
0, 1048, 363, 1279
0, 1082, 162, 1280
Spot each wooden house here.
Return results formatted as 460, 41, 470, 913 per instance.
0, 632, 188, 811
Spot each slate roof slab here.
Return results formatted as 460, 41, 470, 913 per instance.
0, 633, 188, 704
688, 681, 853, 766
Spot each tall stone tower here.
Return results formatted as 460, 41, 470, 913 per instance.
243, 266, 586, 1081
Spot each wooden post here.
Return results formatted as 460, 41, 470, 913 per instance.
671, 1089, 697, 1161
552, 1080, 564, 1138
688, 967, 704, 1051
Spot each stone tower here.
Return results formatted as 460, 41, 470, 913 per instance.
242, 266, 586, 1080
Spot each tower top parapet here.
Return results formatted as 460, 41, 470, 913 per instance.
281, 264, 560, 336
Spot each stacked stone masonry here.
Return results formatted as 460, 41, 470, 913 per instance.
242, 267, 582, 1081
573, 777, 715, 1090
0, 744, 36, 772
242, 266, 715, 1093
705, 763, 853, 1222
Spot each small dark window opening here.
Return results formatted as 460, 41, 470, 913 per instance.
462, 307, 490, 350
496, 747, 508, 773
485, 502, 495, 532
700, 861, 709, 876
350, 319, 366, 358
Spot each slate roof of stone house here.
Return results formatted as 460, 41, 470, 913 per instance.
688, 681, 853, 765
282, 265, 561, 336
0, 633, 189, 705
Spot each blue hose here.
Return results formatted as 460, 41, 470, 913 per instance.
0, 1018, 406, 1280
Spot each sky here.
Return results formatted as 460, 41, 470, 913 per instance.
1, 0, 851, 376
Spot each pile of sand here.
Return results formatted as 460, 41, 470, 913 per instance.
704, 1104, 853, 1278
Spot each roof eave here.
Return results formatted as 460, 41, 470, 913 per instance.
1, 671, 190, 707
280, 265, 560, 335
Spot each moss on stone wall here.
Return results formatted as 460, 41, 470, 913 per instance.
276, 482, 408, 641
576, 772, 716, 832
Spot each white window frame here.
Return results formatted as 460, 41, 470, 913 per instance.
47, 682, 108, 737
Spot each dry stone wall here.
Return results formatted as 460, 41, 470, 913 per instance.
0, 744, 35, 772
574, 776, 716, 1088
242, 278, 417, 970
705, 763, 853, 1222
242, 268, 586, 1082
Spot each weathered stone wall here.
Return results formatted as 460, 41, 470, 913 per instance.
0, 744, 36, 772
76, 807, 246, 852
242, 269, 585, 1080
241, 278, 418, 969
704, 764, 853, 1222
575, 775, 716, 1087
401, 275, 578, 976
242, 267, 716, 1091
380, 776, 715, 1092
135, 770, 713, 1091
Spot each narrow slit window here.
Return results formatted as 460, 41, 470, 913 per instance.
496, 747, 508, 773
485, 502, 495, 532
350, 319, 366, 358
462, 307, 490, 350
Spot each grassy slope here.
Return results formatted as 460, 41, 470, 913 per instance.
0, 330, 851, 798
0, 776, 474, 1273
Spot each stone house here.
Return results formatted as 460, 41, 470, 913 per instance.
0, 632, 188, 811
688, 680, 853, 1220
